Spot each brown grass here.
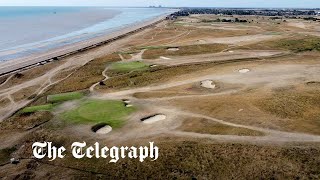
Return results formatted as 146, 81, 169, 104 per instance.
179, 118, 264, 136
46, 53, 120, 94
99, 63, 219, 91
9, 131, 320, 179
0, 61, 64, 91
11, 85, 41, 102
0, 97, 11, 107
0, 111, 53, 130
256, 86, 320, 134
238, 35, 320, 52
142, 44, 228, 59
120, 53, 132, 60
50, 67, 77, 82
170, 85, 320, 135
133, 82, 241, 99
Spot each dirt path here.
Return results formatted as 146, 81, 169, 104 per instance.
0, 75, 14, 88
128, 49, 146, 61
89, 66, 110, 93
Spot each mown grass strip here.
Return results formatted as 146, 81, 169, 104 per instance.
21, 104, 55, 113
47, 92, 84, 103
138, 46, 168, 50
110, 61, 149, 72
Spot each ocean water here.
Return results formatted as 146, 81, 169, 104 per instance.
0, 7, 173, 61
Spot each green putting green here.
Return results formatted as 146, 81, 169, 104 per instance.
47, 92, 84, 103
61, 99, 135, 128
22, 104, 55, 113
110, 61, 149, 72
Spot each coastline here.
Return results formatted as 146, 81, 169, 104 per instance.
0, 10, 177, 76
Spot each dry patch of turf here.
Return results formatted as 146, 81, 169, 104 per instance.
179, 118, 264, 136
0, 97, 11, 107
133, 84, 210, 99
11, 85, 40, 102
50, 67, 77, 82
0, 111, 53, 130
119, 53, 132, 60
99, 62, 225, 91
240, 36, 320, 52
13, 137, 320, 179
133, 82, 239, 99
142, 44, 228, 59
168, 86, 320, 135
256, 86, 320, 134
46, 53, 120, 94
0, 61, 64, 90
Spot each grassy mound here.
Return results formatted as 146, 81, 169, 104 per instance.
61, 99, 135, 128
47, 92, 84, 103
110, 61, 149, 72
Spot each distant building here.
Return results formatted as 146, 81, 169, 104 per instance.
149, 5, 163, 8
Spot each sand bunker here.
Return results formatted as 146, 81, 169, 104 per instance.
239, 69, 250, 73
123, 99, 133, 107
197, 39, 206, 43
160, 56, 171, 60
123, 99, 131, 104
306, 81, 320, 86
92, 123, 112, 134
167, 47, 179, 51
200, 80, 216, 89
141, 114, 166, 124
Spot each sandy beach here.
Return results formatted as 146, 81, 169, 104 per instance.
0, 11, 174, 76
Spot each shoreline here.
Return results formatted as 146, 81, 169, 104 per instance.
0, 11, 176, 76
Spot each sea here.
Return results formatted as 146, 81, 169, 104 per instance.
0, 7, 174, 62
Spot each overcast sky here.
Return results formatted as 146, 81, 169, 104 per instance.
1, 0, 320, 8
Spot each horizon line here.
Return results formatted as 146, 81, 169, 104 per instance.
0, 5, 319, 9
